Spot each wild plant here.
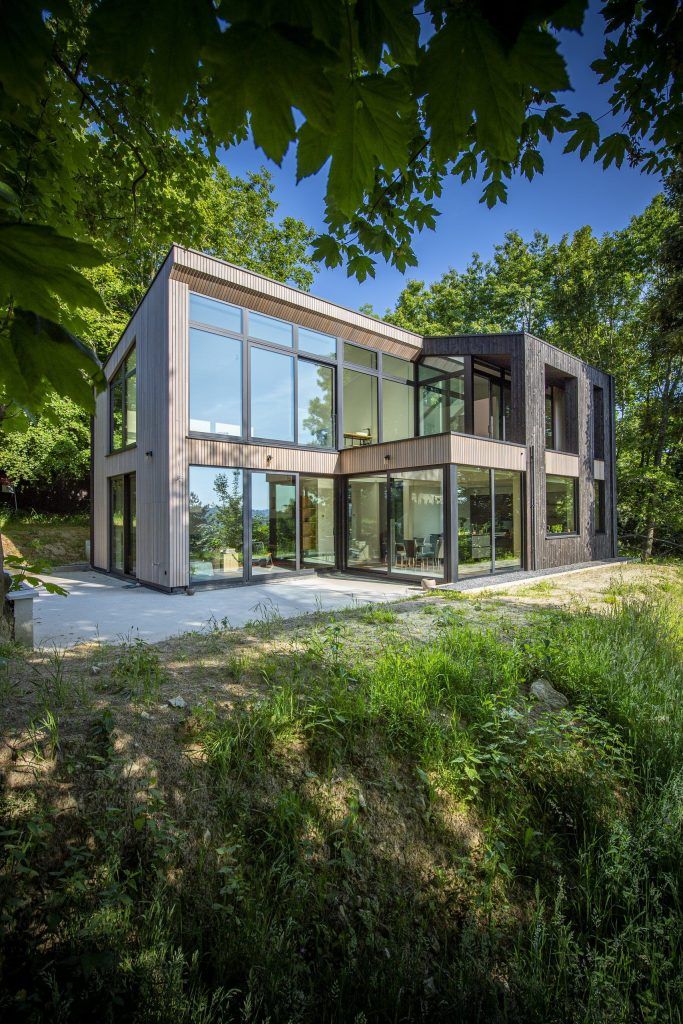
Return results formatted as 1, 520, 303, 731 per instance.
112, 637, 166, 703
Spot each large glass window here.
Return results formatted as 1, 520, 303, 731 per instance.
390, 470, 444, 578
457, 467, 493, 576
300, 476, 335, 568
189, 467, 244, 583
190, 328, 242, 435
593, 385, 605, 459
110, 473, 136, 576
111, 476, 124, 573
493, 470, 522, 571
343, 368, 378, 447
347, 475, 388, 571
110, 346, 136, 451
546, 475, 578, 534
250, 348, 294, 441
545, 384, 567, 451
344, 342, 377, 369
382, 379, 414, 442
299, 327, 336, 359
383, 354, 413, 378
298, 360, 335, 447
418, 357, 465, 435
189, 293, 242, 334
251, 472, 297, 574
249, 311, 293, 348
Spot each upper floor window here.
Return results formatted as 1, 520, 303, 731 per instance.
344, 342, 377, 370
190, 293, 242, 335
299, 327, 336, 359
473, 362, 511, 441
545, 384, 567, 450
418, 357, 465, 436
249, 310, 293, 348
110, 345, 136, 451
190, 327, 242, 435
546, 474, 578, 535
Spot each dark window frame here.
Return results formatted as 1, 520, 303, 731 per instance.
109, 343, 137, 453
545, 474, 579, 537
594, 478, 606, 534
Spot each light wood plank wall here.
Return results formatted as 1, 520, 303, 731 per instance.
92, 258, 171, 585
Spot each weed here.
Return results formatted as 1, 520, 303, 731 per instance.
359, 605, 397, 625
111, 637, 166, 703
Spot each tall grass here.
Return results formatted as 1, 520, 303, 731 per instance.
1, 593, 681, 1022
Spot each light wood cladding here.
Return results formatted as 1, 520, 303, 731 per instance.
545, 451, 580, 477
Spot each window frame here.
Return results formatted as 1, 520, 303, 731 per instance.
594, 478, 606, 534
545, 474, 579, 537
109, 342, 137, 453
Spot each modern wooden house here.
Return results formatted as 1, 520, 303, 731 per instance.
92, 246, 617, 590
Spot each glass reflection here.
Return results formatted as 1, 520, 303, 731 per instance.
390, 470, 444, 577
347, 475, 388, 571
298, 360, 335, 447
300, 476, 335, 568
251, 472, 297, 574
457, 466, 492, 576
189, 467, 244, 582
493, 470, 522, 570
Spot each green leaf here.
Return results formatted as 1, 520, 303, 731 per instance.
520, 148, 544, 180
421, 10, 525, 163
346, 252, 376, 282
1, 310, 104, 415
480, 180, 508, 207
310, 234, 343, 268
0, 0, 51, 107
204, 25, 334, 162
509, 25, 571, 92
595, 132, 631, 169
0, 224, 106, 325
326, 73, 414, 216
296, 123, 330, 181
355, 0, 419, 66
563, 111, 600, 159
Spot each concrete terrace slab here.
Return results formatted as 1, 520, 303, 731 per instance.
32, 572, 420, 649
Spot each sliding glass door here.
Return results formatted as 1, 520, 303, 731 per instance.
250, 472, 297, 575
346, 469, 445, 579
456, 467, 524, 577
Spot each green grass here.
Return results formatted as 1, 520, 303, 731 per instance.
1, 584, 682, 1023
1, 510, 89, 568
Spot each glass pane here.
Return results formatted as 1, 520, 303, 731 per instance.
111, 476, 124, 572
344, 342, 377, 369
128, 475, 137, 576
419, 373, 464, 435
493, 470, 522, 571
189, 327, 242, 435
125, 372, 137, 446
250, 347, 294, 441
383, 354, 413, 379
390, 469, 443, 578
490, 380, 501, 439
300, 476, 335, 568
347, 475, 388, 572
382, 379, 414, 442
111, 377, 124, 450
457, 466, 492, 576
190, 293, 242, 334
545, 388, 554, 448
502, 379, 512, 442
249, 310, 293, 348
299, 326, 336, 358
546, 475, 577, 534
343, 369, 378, 447
473, 373, 490, 437
553, 386, 567, 451
298, 360, 335, 447
189, 466, 244, 583
126, 347, 137, 374
418, 355, 464, 379
251, 472, 296, 574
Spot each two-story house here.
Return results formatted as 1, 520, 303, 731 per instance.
92, 246, 617, 590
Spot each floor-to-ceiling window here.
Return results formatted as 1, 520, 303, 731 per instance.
300, 476, 335, 568
493, 469, 522, 571
110, 473, 136, 576
346, 469, 444, 578
250, 472, 297, 574
390, 470, 444, 578
189, 467, 244, 583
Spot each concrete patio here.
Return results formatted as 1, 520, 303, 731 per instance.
32, 571, 419, 648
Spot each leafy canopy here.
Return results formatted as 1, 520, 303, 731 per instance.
1, 0, 680, 421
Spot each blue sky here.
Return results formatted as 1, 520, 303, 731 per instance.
218, 2, 662, 315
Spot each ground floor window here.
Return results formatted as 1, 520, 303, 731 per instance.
110, 472, 136, 576
189, 467, 244, 583
546, 474, 578, 535
189, 466, 335, 584
346, 469, 445, 579
457, 467, 524, 575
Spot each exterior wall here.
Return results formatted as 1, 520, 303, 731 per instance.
524, 335, 616, 569
92, 257, 171, 585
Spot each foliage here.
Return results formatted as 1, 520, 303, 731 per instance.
1, 0, 681, 420
387, 191, 683, 554
1, 581, 682, 1021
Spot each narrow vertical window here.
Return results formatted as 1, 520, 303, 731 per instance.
110, 345, 137, 451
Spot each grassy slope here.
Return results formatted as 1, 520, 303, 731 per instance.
0, 511, 89, 568
0, 565, 681, 1023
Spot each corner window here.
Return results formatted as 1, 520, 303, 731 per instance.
418, 357, 465, 435
546, 475, 578, 535
189, 327, 242, 435
594, 479, 606, 534
110, 345, 136, 451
